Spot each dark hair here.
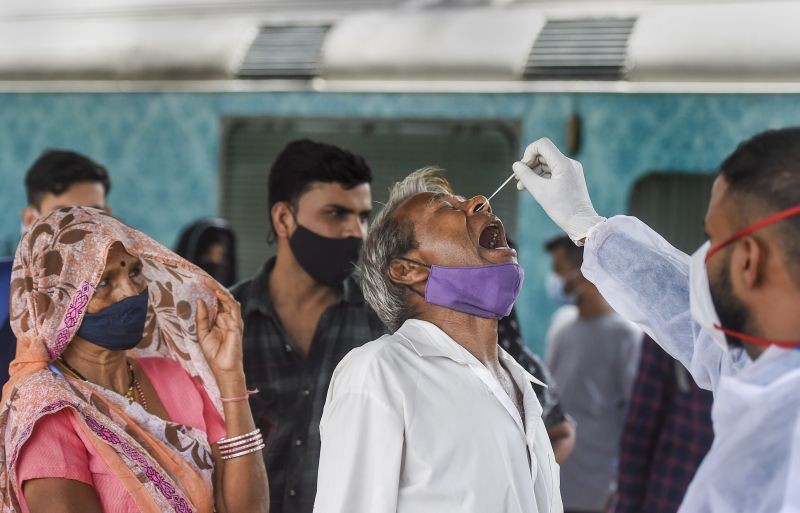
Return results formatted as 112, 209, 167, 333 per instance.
267, 139, 372, 237
175, 218, 238, 287
25, 150, 111, 208
719, 127, 800, 283
544, 235, 583, 267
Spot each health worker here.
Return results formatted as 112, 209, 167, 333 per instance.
513, 129, 800, 513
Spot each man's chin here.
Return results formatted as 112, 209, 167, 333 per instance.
478, 246, 518, 265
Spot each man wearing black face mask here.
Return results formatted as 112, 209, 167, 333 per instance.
231, 139, 386, 513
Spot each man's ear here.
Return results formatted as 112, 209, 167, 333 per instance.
271, 202, 296, 240
735, 236, 763, 290
21, 206, 38, 229
388, 257, 429, 287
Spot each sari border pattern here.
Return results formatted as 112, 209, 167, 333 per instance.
49, 282, 95, 360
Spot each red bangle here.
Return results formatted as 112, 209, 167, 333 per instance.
221, 389, 259, 403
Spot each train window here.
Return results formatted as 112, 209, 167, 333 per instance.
627, 172, 717, 254
220, 118, 520, 277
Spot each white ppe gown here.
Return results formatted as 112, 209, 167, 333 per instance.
582, 215, 800, 513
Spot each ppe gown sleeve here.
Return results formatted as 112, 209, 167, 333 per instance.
581, 215, 746, 392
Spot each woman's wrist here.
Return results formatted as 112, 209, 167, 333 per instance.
214, 369, 248, 396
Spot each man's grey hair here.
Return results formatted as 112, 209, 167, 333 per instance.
360, 167, 453, 332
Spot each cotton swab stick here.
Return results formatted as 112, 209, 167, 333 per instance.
477, 172, 516, 212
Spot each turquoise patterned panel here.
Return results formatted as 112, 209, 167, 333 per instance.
1, 91, 798, 353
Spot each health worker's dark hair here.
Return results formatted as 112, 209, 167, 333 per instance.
544, 235, 584, 268
25, 150, 111, 208
719, 127, 800, 284
267, 139, 373, 238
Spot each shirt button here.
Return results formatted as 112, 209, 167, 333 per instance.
295, 438, 303, 447
302, 387, 311, 396
288, 489, 297, 497
284, 344, 293, 353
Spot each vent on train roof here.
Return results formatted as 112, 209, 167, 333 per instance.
524, 18, 636, 80
238, 24, 331, 79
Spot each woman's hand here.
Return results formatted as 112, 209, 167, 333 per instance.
196, 279, 245, 381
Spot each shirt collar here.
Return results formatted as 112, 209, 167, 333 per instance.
241, 257, 365, 317
396, 319, 547, 387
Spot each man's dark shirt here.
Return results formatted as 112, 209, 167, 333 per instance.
498, 308, 569, 430
231, 259, 386, 513
614, 336, 714, 513
1, 257, 15, 386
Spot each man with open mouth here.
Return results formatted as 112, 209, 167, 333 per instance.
312, 168, 563, 513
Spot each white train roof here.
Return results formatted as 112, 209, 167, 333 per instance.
0, 0, 799, 85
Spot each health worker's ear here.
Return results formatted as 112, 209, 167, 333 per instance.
388, 257, 429, 287
271, 202, 297, 240
731, 235, 765, 290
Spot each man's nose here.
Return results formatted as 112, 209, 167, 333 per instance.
342, 216, 367, 239
464, 195, 492, 214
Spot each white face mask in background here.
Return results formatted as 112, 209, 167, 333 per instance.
545, 271, 577, 306
689, 241, 729, 352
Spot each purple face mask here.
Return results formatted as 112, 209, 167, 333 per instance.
400, 258, 524, 319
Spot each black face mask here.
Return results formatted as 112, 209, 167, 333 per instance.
76, 289, 149, 351
289, 225, 362, 288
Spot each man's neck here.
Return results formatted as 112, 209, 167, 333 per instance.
417, 308, 499, 365
742, 288, 800, 360
269, 247, 338, 311
577, 284, 613, 319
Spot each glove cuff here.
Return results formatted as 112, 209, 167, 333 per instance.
567, 214, 607, 246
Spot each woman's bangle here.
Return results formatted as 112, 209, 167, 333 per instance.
220, 433, 264, 451
220, 438, 264, 456
221, 442, 266, 460
217, 428, 265, 460
217, 428, 261, 446
220, 388, 259, 403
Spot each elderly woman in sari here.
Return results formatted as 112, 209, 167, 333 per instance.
0, 207, 269, 513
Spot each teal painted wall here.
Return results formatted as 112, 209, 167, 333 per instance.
1, 91, 798, 353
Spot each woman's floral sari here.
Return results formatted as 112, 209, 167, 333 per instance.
0, 207, 227, 513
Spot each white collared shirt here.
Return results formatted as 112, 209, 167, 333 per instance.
313, 319, 563, 513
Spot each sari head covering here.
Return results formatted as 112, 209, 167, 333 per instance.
0, 206, 226, 513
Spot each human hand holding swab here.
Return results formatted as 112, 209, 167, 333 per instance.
512, 137, 606, 244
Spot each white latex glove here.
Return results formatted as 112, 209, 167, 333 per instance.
512, 137, 606, 245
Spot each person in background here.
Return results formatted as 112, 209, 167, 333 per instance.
231, 139, 386, 513
613, 335, 714, 513
176, 217, 238, 288
21, 150, 111, 228
1, 149, 111, 386
544, 235, 642, 513
314, 168, 562, 513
